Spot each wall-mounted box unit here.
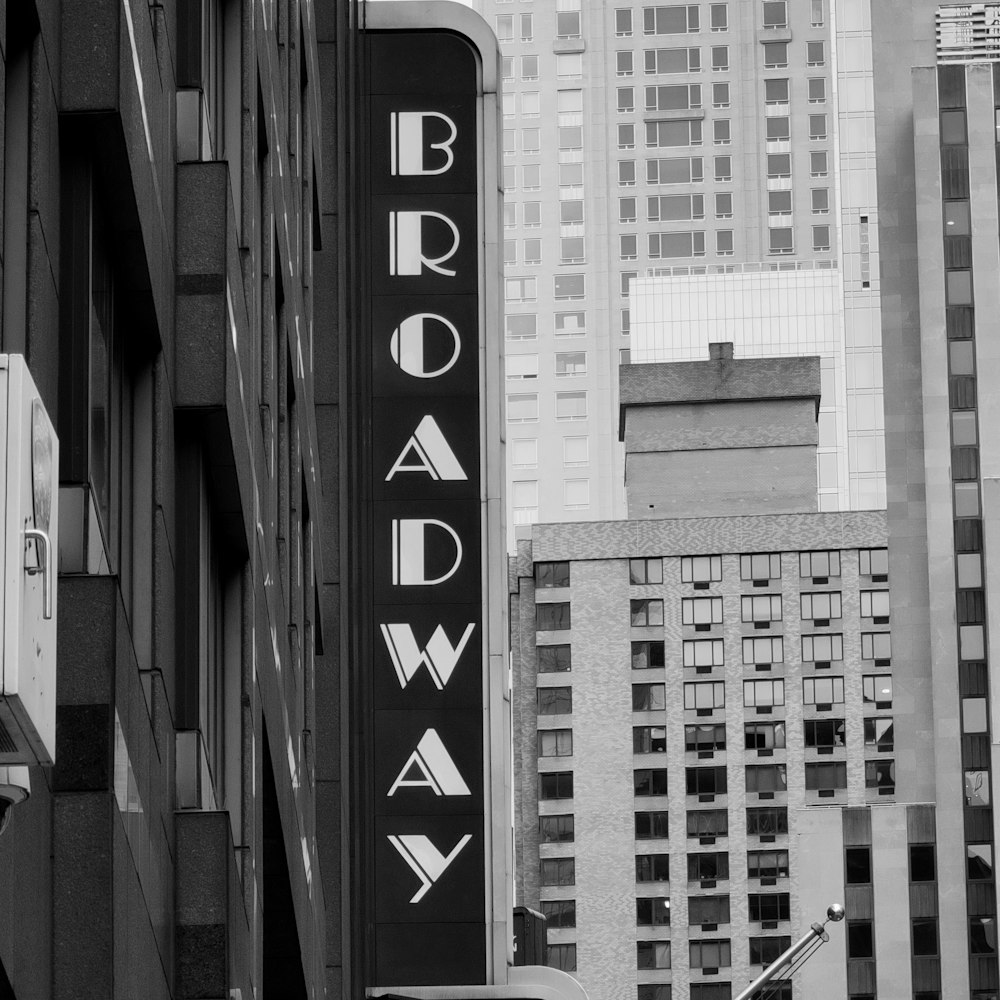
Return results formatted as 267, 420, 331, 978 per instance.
0, 355, 58, 765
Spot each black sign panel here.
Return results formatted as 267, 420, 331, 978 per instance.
365, 27, 490, 989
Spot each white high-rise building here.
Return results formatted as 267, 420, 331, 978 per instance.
478, 0, 884, 533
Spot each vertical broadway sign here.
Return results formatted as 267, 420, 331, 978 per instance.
365, 24, 493, 988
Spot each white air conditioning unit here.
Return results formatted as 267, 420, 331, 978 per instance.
0, 355, 58, 766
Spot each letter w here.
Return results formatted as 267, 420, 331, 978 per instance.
380, 622, 476, 690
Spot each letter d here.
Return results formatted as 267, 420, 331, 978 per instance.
392, 518, 463, 586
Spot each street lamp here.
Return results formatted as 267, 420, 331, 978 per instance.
733, 903, 846, 1000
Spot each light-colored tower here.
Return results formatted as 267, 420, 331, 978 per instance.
479, 0, 883, 531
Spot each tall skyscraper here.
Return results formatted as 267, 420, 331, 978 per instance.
871, 1, 1000, 995
481, 0, 883, 530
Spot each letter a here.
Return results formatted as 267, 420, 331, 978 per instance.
379, 621, 476, 689
387, 729, 471, 797
388, 833, 473, 903
385, 415, 468, 481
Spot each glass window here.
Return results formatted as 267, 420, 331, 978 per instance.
812, 188, 830, 213
689, 894, 730, 925
507, 392, 538, 422
800, 592, 842, 622
747, 849, 789, 879
749, 893, 790, 922
941, 109, 967, 144
539, 771, 574, 799
538, 645, 572, 673
765, 78, 789, 104
865, 759, 895, 792
686, 766, 728, 796
536, 602, 571, 631
634, 725, 668, 753
506, 314, 537, 340
616, 8, 634, 36
634, 683, 667, 711
741, 553, 781, 581
741, 595, 782, 624
683, 639, 724, 669
685, 724, 727, 753
682, 597, 723, 626
810, 150, 828, 176
805, 761, 847, 791
685, 681, 725, 711
539, 812, 574, 841
945, 200, 971, 235
762, 1, 787, 27
743, 680, 785, 708
636, 941, 671, 969
807, 40, 825, 65
745, 722, 786, 751
556, 311, 586, 336
808, 77, 826, 103
746, 764, 787, 793
541, 900, 575, 928
689, 939, 732, 969
688, 852, 729, 881
769, 190, 792, 215
716, 192, 733, 218
713, 82, 730, 107
861, 632, 891, 661
813, 226, 831, 251
538, 729, 573, 757
555, 274, 585, 300
681, 555, 722, 584
636, 896, 672, 923
540, 858, 575, 886
636, 854, 671, 881
538, 686, 572, 715
631, 599, 664, 627
558, 10, 582, 37
711, 46, 729, 71
511, 439, 537, 469
536, 562, 570, 588
862, 674, 892, 709
860, 590, 890, 620
750, 936, 791, 965
743, 637, 783, 665
802, 676, 845, 706
635, 768, 669, 796
635, 810, 670, 839
768, 153, 791, 178
909, 844, 935, 881
557, 53, 583, 79
746, 807, 787, 837
547, 943, 576, 972
710, 4, 728, 30
763, 41, 788, 68
631, 558, 664, 584
801, 633, 844, 663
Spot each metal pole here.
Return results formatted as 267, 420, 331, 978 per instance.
732, 904, 845, 1000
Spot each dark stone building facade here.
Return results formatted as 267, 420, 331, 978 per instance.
0, 0, 360, 996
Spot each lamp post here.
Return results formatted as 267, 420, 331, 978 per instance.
733, 903, 846, 1000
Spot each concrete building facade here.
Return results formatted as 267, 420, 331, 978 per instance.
508, 348, 928, 999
